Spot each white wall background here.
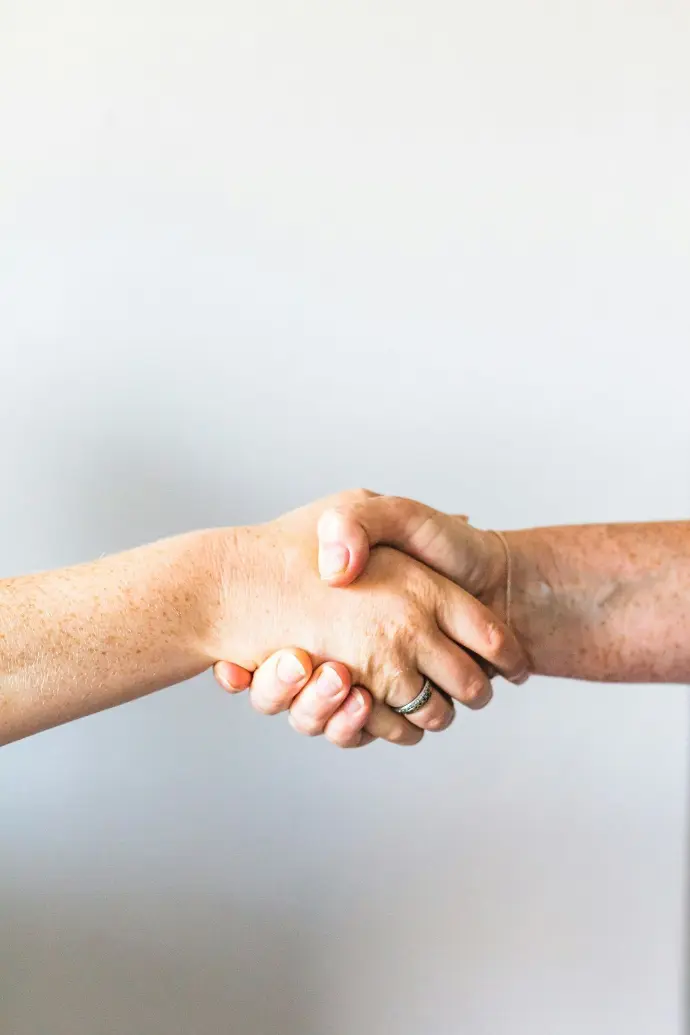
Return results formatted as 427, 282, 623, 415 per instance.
1, 2, 689, 1032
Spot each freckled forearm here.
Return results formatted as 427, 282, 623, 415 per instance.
0, 530, 230, 745
504, 522, 690, 683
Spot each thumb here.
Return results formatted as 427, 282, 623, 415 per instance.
317, 507, 371, 587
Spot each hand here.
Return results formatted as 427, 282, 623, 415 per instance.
214, 650, 375, 749
317, 491, 507, 613
206, 491, 528, 746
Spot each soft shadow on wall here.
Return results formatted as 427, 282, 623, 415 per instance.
0, 897, 316, 1035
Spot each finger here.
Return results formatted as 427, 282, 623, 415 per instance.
418, 633, 493, 710
249, 648, 314, 715
317, 507, 371, 585
364, 700, 424, 747
214, 661, 254, 693
434, 581, 529, 683
288, 662, 352, 737
317, 496, 483, 589
384, 671, 456, 732
324, 688, 376, 748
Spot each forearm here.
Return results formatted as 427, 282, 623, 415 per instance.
503, 522, 690, 682
0, 530, 227, 744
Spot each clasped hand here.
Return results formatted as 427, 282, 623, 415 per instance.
210, 491, 528, 749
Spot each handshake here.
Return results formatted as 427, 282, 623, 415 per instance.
207, 489, 529, 750
3, 485, 681, 748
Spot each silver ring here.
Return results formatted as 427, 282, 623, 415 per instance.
393, 677, 434, 716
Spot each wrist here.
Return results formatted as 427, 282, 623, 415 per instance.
473, 527, 510, 620
201, 523, 289, 671
498, 530, 546, 674
163, 529, 232, 668
195, 525, 251, 666
473, 528, 539, 675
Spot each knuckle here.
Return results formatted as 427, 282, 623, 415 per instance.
326, 729, 357, 749
367, 645, 410, 690
380, 589, 413, 625
383, 667, 416, 710
385, 723, 407, 745
288, 714, 322, 737
424, 709, 454, 732
300, 716, 324, 737
387, 722, 423, 746
333, 487, 375, 508
386, 494, 412, 513
473, 688, 493, 710
484, 620, 507, 655
462, 678, 489, 705
392, 599, 428, 639
251, 695, 281, 716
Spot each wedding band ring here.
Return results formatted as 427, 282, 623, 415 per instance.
393, 677, 434, 716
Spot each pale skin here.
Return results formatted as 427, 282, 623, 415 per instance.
6, 488, 688, 749
0, 493, 527, 747
218, 492, 690, 745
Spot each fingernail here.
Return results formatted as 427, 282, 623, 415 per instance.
318, 509, 343, 539
318, 543, 350, 580
215, 666, 232, 690
343, 689, 364, 715
276, 652, 307, 685
315, 666, 343, 698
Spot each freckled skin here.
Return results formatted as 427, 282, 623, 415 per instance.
503, 522, 690, 682
0, 496, 524, 746
0, 533, 221, 744
338, 498, 690, 684
5, 495, 682, 747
